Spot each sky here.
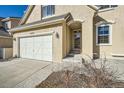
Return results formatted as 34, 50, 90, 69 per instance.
0, 5, 28, 18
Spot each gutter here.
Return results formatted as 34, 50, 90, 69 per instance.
0, 36, 12, 38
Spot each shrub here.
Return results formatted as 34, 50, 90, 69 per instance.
36, 56, 123, 88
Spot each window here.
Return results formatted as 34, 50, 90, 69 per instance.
3, 22, 9, 30
42, 5, 55, 17
96, 5, 118, 10
96, 24, 112, 45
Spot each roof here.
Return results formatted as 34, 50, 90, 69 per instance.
9, 13, 72, 33
2, 17, 21, 22
0, 28, 11, 37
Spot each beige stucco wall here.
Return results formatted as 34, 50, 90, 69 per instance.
93, 17, 113, 58
0, 37, 12, 48
55, 5, 95, 20
0, 48, 13, 59
13, 24, 63, 62
55, 5, 95, 58
82, 15, 94, 58
112, 6, 124, 55
3, 48, 13, 59
94, 6, 124, 59
66, 24, 72, 55
12, 5, 124, 60
13, 5, 96, 61
26, 5, 41, 24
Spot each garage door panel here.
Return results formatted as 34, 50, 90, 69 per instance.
26, 37, 34, 59
20, 38, 27, 58
33, 37, 41, 60
20, 35, 52, 61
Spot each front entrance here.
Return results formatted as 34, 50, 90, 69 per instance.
74, 31, 81, 49
67, 20, 82, 56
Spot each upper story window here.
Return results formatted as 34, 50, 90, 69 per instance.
42, 5, 55, 18
3, 21, 9, 30
96, 23, 112, 45
97, 5, 118, 10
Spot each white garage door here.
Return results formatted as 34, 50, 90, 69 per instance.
20, 35, 52, 61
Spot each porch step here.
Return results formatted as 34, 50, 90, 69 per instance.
63, 54, 82, 63
67, 53, 74, 57
66, 49, 80, 57
70, 49, 80, 54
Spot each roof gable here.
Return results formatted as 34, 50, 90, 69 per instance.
10, 13, 72, 33
19, 5, 98, 25
19, 5, 35, 25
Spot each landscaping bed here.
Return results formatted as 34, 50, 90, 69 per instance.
36, 58, 124, 88
36, 70, 124, 88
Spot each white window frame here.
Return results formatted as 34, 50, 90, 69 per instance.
98, 5, 118, 13
96, 23, 112, 46
42, 5, 55, 18
99, 5, 118, 9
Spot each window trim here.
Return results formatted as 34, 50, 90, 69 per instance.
42, 5, 55, 18
3, 21, 9, 30
96, 23, 112, 46
98, 8, 115, 13
98, 5, 118, 9
98, 5, 118, 13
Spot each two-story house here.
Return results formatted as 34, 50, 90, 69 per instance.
9, 5, 124, 62
0, 17, 20, 59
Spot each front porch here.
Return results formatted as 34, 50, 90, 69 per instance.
63, 20, 82, 62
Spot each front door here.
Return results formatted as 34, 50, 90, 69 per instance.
73, 31, 81, 52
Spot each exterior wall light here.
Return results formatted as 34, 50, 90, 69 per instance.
56, 32, 59, 39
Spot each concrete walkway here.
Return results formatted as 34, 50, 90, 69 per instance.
0, 58, 52, 88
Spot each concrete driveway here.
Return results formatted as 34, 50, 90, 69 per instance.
0, 58, 52, 88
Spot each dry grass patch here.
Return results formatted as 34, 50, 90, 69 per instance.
36, 58, 124, 88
